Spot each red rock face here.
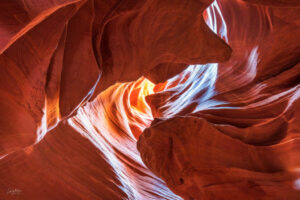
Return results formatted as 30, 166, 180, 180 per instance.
0, 0, 300, 199
138, 0, 300, 199
138, 115, 300, 199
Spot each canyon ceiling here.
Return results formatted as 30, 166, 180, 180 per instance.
0, 0, 300, 199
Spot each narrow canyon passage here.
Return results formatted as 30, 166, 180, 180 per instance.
0, 0, 300, 199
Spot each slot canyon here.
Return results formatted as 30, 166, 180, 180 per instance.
0, 0, 300, 199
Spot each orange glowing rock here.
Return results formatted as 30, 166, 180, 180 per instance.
0, 0, 300, 199
0, 0, 231, 157
92, 0, 232, 94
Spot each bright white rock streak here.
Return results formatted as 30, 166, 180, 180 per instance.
67, 1, 229, 199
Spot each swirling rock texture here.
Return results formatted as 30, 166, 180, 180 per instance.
139, 0, 300, 199
0, 0, 299, 200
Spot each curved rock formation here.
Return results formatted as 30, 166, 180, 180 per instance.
0, 0, 230, 156
0, 0, 299, 199
138, 0, 300, 199
138, 115, 300, 199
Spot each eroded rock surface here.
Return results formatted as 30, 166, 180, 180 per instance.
0, 0, 230, 157
137, 0, 300, 199
0, 0, 299, 199
138, 116, 300, 199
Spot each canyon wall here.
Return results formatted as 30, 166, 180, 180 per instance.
0, 0, 299, 199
